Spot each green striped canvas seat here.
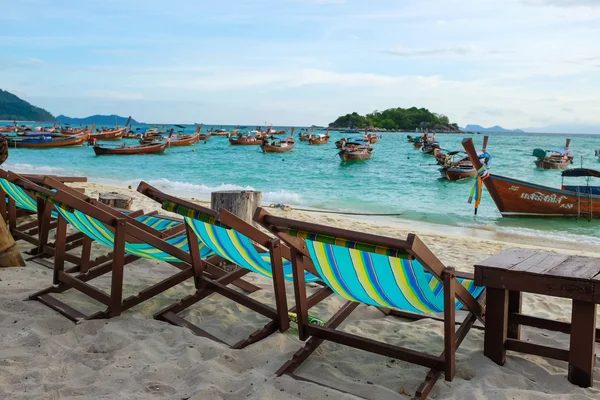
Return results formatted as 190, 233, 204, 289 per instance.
186, 217, 321, 283
296, 233, 484, 314
54, 207, 213, 262
0, 177, 183, 234
0, 178, 46, 213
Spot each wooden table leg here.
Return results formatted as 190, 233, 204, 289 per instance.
484, 287, 508, 366
507, 291, 522, 340
568, 300, 596, 387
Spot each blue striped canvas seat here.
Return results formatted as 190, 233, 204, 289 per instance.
54, 206, 213, 262
185, 217, 321, 283
302, 239, 484, 313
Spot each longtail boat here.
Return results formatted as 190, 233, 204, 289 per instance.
299, 130, 311, 142
91, 117, 129, 141
229, 132, 263, 145
196, 126, 210, 141
93, 141, 167, 155
169, 133, 199, 146
439, 137, 490, 181
261, 135, 295, 153
367, 133, 381, 144
7, 133, 88, 148
532, 139, 573, 170
463, 137, 600, 219
309, 131, 330, 145
0, 125, 15, 133
338, 137, 373, 161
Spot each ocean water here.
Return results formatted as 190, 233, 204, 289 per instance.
4, 126, 600, 245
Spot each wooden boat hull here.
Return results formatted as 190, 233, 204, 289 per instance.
339, 150, 373, 161
93, 142, 167, 155
477, 174, 600, 218
440, 167, 476, 181
369, 138, 379, 144
198, 134, 210, 140
413, 142, 423, 149
169, 134, 199, 146
211, 132, 229, 136
309, 138, 329, 145
91, 128, 126, 140
7, 133, 88, 148
229, 139, 261, 145
262, 144, 294, 153
534, 159, 570, 170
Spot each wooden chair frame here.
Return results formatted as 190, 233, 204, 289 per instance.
138, 181, 334, 349
0, 171, 89, 257
255, 208, 486, 400
24, 179, 257, 322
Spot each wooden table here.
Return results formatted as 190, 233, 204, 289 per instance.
475, 248, 600, 387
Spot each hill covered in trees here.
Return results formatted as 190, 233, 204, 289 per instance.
0, 89, 54, 122
329, 107, 459, 132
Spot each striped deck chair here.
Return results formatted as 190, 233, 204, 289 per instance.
25, 178, 258, 322
255, 208, 486, 400
0, 170, 91, 257
138, 181, 334, 349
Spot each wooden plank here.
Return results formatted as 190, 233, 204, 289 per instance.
475, 248, 538, 271
479, 268, 595, 300
506, 339, 569, 362
511, 252, 569, 275
546, 256, 600, 281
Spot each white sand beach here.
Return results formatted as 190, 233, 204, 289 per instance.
1, 181, 599, 400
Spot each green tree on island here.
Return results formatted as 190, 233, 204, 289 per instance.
329, 107, 458, 131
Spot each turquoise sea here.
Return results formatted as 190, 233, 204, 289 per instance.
4, 125, 600, 246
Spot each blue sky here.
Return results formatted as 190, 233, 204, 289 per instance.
2, 0, 600, 130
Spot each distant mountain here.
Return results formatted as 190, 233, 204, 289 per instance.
523, 124, 600, 135
56, 114, 138, 125
0, 89, 54, 122
462, 124, 524, 133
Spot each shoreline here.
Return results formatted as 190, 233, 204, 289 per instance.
79, 180, 598, 264
7, 161, 599, 255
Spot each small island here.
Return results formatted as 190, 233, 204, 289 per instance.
329, 107, 460, 132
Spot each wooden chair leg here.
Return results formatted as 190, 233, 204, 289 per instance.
443, 267, 456, 381
53, 216, 68, 285
269, 238, 289, 332
290, 248, 309, 340
7, 198, 17, 231
185, 223, 205, 290
80, 236, 93, 273
108, 219, 126, 317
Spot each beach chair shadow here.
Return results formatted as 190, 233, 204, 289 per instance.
20, 176, 256, 322
255, 208, 486, 399
138, 181, 334, 349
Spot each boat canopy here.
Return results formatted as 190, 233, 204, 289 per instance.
561, 168, 600, 178
546, 149, 570, 155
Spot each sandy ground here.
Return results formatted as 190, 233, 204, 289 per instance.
0, 181, 599, 399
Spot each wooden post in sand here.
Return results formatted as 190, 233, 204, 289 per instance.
211, 190, 262, 226
211, 190, 262, 272
0, 216, 25, 267
98, 192, 133, 210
